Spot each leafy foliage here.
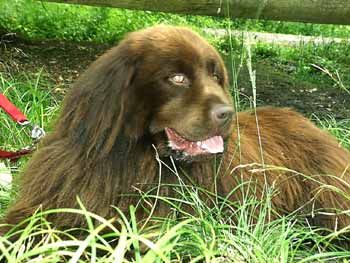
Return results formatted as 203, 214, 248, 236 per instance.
1, 0, 350, 43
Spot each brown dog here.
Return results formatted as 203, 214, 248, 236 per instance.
3, 25, 349, 237
219, 107, 350, 230
3, 26, 233, 231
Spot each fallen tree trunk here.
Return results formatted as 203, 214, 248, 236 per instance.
42, 0, 350, 25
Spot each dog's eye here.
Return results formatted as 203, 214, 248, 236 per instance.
213, 74, 221, 82
169, 74, 189, 86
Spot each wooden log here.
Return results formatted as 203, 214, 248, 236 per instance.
42, 0, 350, 25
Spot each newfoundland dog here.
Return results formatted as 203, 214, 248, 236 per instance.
3, 25, 350, 235
3, 25, 233, 230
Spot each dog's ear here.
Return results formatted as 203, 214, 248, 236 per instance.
56, 45, 137, 158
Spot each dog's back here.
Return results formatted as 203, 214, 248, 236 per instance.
220, 107, 350, 230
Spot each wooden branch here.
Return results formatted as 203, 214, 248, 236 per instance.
41, 0, 350, 25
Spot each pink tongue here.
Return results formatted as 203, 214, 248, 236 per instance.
165, 128, 224, 155
200, 136, 224, 153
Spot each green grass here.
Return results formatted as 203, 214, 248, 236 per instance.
255, 42, 350, 87
1, 159, 350, 262
1, 0, 350, 44
0, 0, 221, 43
213, 37, 350, 88
0, 71, 59, 152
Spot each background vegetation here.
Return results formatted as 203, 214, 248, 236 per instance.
1, 0, 350, 88
1, 0, 350, 262
2, 0, 350, 43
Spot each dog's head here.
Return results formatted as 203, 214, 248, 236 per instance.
62, 26, 233, 161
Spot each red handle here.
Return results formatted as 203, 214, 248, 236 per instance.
0, 93, 28, 123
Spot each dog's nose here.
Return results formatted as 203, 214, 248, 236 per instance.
211, 104, 234, 127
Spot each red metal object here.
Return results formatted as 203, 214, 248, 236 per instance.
0, 92, 40, 161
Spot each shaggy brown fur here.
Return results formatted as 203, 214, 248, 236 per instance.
219, 107, 350, 230
2, 26, 233, 231
3, 26, 349, 237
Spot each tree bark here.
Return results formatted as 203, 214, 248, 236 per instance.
42, 0, 350, 25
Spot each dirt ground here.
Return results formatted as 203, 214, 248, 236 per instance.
237, 62, 350, 119
1, 36, 350, 120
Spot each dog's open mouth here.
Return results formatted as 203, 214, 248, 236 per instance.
165, 127, 224, 156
